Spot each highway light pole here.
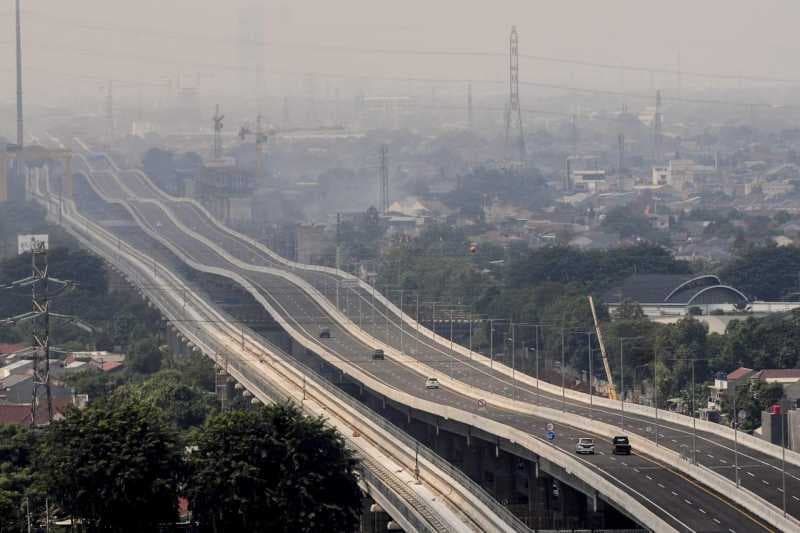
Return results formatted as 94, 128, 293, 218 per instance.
654, 349, 659, 448
733, 392, 740, 487
782, 412, 787, 516
587, 332, 593, 421
691, 358, 696, 464
561, 328, 566, 412
618, 336, 644, 432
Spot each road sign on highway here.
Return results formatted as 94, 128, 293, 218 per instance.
546, 430, 556, 442
546, 422, 554, 431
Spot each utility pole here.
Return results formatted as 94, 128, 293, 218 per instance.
504, 26, 525, 163
15, 0, 23, 148
379, 145, 389, 214
212, 104, 225, 160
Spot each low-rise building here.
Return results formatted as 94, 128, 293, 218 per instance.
0, 359, 33, 379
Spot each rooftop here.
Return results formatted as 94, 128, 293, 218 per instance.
605, 274, 749, 306
727, 367, 754, 381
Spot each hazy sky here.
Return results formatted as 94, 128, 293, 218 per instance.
4, 1, 800, 110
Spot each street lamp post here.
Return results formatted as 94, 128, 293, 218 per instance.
618, 336, 644, 432
560, 328, 566, 412
733, 391, 740, 487
654, 349, 659, 447
468, 315, 473, 360
691, 358, 696, 464
534, 325, 540, 406
587, 332, 593, 421
511, 325, 517, 401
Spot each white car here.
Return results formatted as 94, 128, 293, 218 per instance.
575, 437, 595, 454
425, 377, 440, 389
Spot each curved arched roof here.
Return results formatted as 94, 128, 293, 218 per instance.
664, 275, 721, 303
686, 285, 749, 306
605, 274, 750, 305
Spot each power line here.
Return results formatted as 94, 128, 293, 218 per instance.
1, 42, 796, 111
17, 9, 800, 85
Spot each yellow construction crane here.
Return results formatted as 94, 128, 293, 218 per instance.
588, 295, 619, 401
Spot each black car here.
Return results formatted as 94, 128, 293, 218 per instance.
612, 435, 631, 455
319, 328, 331, 339
372, 349, 385, 360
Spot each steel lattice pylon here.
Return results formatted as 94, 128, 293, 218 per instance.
30, 241, 53, 425
504, 26, 525, 163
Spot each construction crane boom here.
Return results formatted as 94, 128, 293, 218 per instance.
588, 295, 618, 401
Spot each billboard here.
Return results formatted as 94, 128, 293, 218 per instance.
17, 234, 49, 255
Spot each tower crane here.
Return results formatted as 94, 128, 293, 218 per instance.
238, 114, 269, 178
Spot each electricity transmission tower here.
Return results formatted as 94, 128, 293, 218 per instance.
504, 26, 525, 163
379, 145, 389, 214
1, 242, 75, 425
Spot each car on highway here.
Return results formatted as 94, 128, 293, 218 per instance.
575, 437, 595, 454
319, 328, 331, 339
425, 377, 440, 389
612, 435, 631, 455
372, 349, 384, 360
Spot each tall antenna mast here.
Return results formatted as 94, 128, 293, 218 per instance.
15, 0, 23, 148
212, 105, 225, 159
504, 26, 525, 163
379, 145, 389, 215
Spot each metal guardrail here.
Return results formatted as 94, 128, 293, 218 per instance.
231, 321, 533, 533
57, 205, 454, 533
58, 201, 529, 533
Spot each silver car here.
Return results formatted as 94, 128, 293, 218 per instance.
576, 437, 595, 454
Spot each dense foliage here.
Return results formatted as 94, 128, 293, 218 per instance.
0, 426, 41, 533
39, 396, 183, 532
187, 404, 362, 533
719, 245, 800, 300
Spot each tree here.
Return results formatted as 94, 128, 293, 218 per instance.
39, 396, 182, 532
131, 369, 216, 431
128, 338, 164, 374
719, 245, 800, 300
187, 403, 361, 533
0, 426, 39, 533
614, 299, 646, 320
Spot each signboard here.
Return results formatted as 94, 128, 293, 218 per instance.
17, 234, 49, 255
